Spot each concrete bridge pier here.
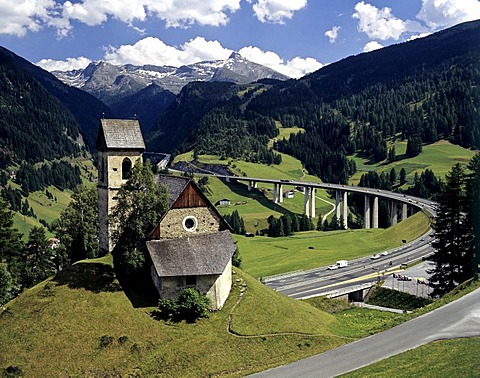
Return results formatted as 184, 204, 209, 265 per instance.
335, 191, 348, 229
304, 187, 311, 217
364, 196, 371, 229
273, 183, 284, 203
402, 203, 408, 221
310, 187, 316, 218
391, 201, 398, 225
304, 187, 312, 217
247, 181, 257, 191
342, 191, 348, 229
335, 191, 341, 219
372, 196, 379, 229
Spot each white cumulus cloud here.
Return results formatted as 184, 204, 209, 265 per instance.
353, 1, 406, 40
104, 36, 232, 66
147, 0, 241, 28
325, 26, 341, 43
363, 41, 383, 52
0, 0, 243, 37
416, 0, 480, 29
407, 32, 432, 41
36, 56, 92, 71
0, 0, 57, 37
239, 45, 322, 78
249, 0, 307, 24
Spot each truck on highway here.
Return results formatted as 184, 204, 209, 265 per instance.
336, 260, 348, 268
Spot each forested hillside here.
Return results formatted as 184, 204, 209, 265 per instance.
0, 47, 100, 233
0, 49, 81, 166
148, 20, 480, 184
110, 83, 175, 136
0, 46, 113, 152
252, 20, 480, 182
147, 80, 283, 164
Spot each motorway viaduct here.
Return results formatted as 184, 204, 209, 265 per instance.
216, 175, 437, 228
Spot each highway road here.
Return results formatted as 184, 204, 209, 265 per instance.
250, 286, 480, 377
264, 232, 436, 299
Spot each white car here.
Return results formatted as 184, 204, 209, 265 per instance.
327, 265, 339, 270
371, 254, 381, 260
381, 251, 389, 256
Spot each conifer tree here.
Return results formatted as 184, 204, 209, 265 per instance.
280, 214, 292, 236
23, 227, 53, 287
429, 164, 474, 297
399, 168, 407, 185
466, 154, 480, 276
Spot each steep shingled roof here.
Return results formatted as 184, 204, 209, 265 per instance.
146, 230, 236, 277
157, 175, 191, 208
96, 119, 145, 150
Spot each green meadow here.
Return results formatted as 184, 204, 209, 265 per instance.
235, 211, 431, 278
2, 253, 478, 376
0, 254, 404, 377
349, 140, 477, 185
342, 337, 480, 378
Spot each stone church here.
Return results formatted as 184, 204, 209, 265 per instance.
96, 119, 236, 310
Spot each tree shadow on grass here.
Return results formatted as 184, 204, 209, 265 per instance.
53, 262, 122, 293
225, 179, 297, 218
52, 261, 159, 308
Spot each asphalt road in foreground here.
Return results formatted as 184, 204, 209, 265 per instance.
250, 287, 480, 378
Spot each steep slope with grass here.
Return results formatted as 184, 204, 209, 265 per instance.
0, 255, 348, 377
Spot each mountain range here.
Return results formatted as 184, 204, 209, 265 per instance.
0, 20, 479, 185
52, 52, 290, 104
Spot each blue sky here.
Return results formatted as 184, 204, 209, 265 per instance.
0, 0, 479, 78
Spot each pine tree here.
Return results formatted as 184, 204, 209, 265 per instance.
280, 214, 292, 236
0, 198, 24, 299
466, 154, 480, 276
316, 214, 323, 231
399, 168, 407, 185
429, 164, 474, 297
291, 215, 299, 232
23, 227, 53, 287
389, 167, 397, 185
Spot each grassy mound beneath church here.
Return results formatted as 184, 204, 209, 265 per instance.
0, 255, 349, 377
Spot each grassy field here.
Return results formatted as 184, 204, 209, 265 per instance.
2, 255, 477, 376
349, 140, 476, 185
10, 158, 96, 238
235, 211, 431, 278
0, 255, 407, 377
342, 337, 480, 377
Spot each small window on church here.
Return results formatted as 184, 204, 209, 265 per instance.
122, 158, 132, 180
186, 276, 197, 286
99, 157, 105, 182
182, 216, 198, 232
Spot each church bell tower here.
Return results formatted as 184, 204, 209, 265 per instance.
96, 119, 145, 254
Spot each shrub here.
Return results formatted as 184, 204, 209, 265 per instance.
154, 288, 211, 323
99, 335, 115, 348
156, 298, 178, 320
118, 335, 129, 345
2, 366, 23, 377
177, 288, 211, 322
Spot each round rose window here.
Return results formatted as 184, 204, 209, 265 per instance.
182, 216, 198, 232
